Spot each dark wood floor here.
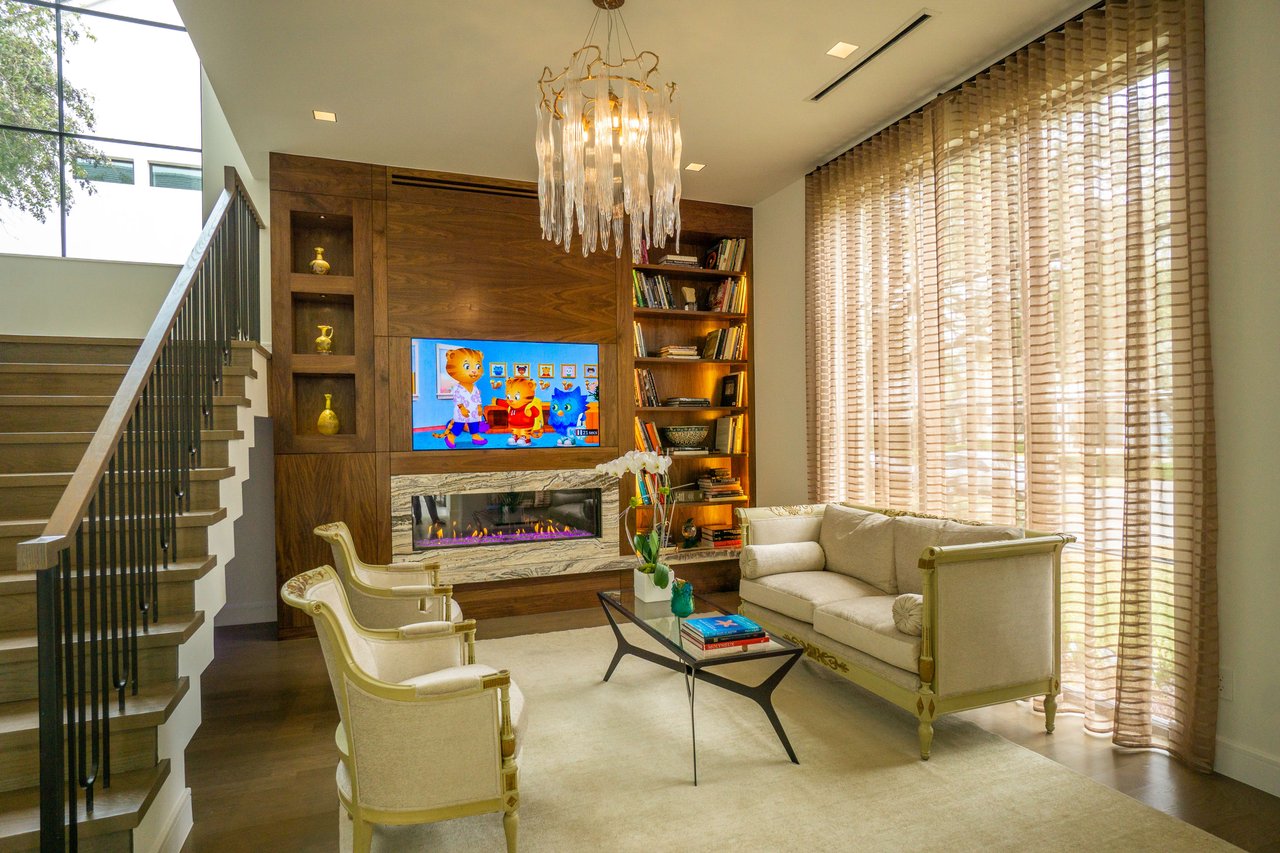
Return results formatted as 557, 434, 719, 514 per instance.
185, 603, 1280, 852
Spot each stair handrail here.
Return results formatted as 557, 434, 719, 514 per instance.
18, 167, 263, 570
19, 166, 263, 851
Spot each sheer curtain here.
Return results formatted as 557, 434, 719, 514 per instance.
805, 0, 1216, 770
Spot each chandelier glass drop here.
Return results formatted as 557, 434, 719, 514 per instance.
536, 0, 681, 262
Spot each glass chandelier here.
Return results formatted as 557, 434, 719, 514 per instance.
536, 0, 681, 262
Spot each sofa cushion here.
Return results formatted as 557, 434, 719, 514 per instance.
740, 541, 826, 579
893, 516, 1022, 594
814, 596, 921, 673
745, 513, 824, 545
739, 571, 883, 624
818, 504, 897, 594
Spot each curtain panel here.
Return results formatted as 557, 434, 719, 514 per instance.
805, 0, 1216, 770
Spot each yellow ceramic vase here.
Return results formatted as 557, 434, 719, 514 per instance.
309, 247, 330, 275
315, 324, 334, 354
317, 393, 340, 436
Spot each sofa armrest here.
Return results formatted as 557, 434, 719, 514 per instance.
918, 535, 1072, 697
736, 505, 826, 546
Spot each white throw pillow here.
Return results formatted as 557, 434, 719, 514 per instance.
818, 504, 897, 594
892, 593, 924, 636
740, 541, 827, 579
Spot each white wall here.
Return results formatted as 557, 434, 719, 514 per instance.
1204, 0, 1280, 797
752, 180, 809, 507
0, 253, 177, 338
200, 71, 272, 349
748, 0, 1280, 795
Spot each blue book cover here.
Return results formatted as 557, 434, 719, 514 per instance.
682, 614, 763, 639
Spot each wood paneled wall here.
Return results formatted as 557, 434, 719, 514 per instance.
270, 154, 752, 636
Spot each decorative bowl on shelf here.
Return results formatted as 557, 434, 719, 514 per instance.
659, 425, 710, 449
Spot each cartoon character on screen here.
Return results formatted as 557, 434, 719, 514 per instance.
442, 347, 488, 449
496, 376, 544, 446
548, 386, 588, 446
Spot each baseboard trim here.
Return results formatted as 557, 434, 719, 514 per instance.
151, 786, 192, 853
1216, 735, 1280, 797
215, 599, 278, 627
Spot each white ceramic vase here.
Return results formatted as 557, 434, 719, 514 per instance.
633, 568, 672, 602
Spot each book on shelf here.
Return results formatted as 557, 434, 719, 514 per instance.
634, 368, 660, 408
713, 415, 746, 453
671, 489, 705, 502
682, 613, 762, 641
632, 270, 677, 309
702, 238, 747, 273
704, 276, 747, 313
658, 345, 700, 359
701, 324, 747, 360
718, 372, 746, 407
634, 417, 663, 453
633, 320, 648, 357
701, 523, 743, 548
661, 397, 711, 407
669, 448, 710, 455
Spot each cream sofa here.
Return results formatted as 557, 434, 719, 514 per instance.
735, 503, 1074, 759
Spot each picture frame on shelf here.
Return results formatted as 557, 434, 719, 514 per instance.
490, 362, 507, 378
538, 363, 554, 379
561, 364, 577, 379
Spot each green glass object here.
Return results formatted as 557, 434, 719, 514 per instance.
671, 580, 694, 618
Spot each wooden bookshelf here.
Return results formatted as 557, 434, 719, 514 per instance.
623, 222, 754, 562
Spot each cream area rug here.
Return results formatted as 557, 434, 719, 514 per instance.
341, 624, 1233, 852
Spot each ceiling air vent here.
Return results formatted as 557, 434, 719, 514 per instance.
809, 11, 933, 102
390, 173, 537, 199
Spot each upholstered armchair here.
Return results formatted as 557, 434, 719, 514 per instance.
281, 566, 522, 853
314, 521, 462, 628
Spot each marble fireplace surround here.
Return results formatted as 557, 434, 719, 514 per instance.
391, 469, 626, 584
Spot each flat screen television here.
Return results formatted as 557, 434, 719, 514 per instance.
411, 338, 601, 451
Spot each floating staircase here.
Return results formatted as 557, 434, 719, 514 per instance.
0, 331, 268, 851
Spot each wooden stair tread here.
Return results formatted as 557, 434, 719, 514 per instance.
0, 507, 228, 537
0, 760, 168, 850
0, 678, 189, 745
0, 612, 204, 663
0, 395, 246, 407
0, 556, 217, 595
0, 335, 141, 347
0, 364, 127, 375
0, 430, 243, 444
0, 468, 234, 488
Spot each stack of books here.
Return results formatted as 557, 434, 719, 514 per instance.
701, 325, 747, 360
659, 344, 701, 360
700, 523, 743, 549
714, 415, 746, 453
657, 253, 701, 268
661, 397, 710, 407
680, 614, 766, 654
634, 368, 660, 407
703, 238, 747, 273
697, 469, 745, 502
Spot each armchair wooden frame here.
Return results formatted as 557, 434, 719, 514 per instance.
281, 567, 518, 852
314, 520, 460, 627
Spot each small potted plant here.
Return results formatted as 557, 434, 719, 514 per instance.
595, 450, 694, 605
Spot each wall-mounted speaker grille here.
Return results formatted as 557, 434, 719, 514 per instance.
810, 11, 933, 102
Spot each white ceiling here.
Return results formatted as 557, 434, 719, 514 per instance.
177, 0, 1088, 207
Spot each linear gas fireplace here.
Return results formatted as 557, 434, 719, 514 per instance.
411, 487, 602, 550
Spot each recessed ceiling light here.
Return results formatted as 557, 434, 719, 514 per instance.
685, 163, 706, 172
826, 42, 858, 59
312, 110, 337, 122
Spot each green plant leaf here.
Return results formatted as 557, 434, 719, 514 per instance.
653, 562, 671, 589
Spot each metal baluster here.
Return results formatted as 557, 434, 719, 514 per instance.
96, 476, 112, 789
127, 413, 141, 685
36, 556, 66, 849
60, 546, 79, 848
74, 525, 94, 814
109, 451, 126, 712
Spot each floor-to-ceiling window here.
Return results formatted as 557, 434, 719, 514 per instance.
0, 0, 200, 263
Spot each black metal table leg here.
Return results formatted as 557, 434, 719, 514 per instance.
690, 651, 803, 764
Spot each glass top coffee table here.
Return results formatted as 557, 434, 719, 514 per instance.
598, 589, 803, 785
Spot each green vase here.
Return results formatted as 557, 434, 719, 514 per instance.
670, 581, 694, 618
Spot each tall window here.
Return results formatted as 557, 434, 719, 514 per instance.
807, 0, 1216, 771
0, 0, 201, 263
